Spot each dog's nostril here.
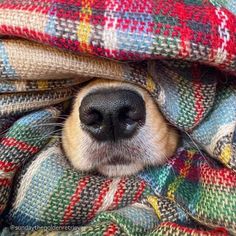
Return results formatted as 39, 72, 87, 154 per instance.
118, 107, 132, 123
86, 109, 103, 127
118, 106, 139, 126
79, 88, 146, 142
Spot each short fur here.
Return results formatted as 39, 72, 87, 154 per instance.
62, 79, 178, 177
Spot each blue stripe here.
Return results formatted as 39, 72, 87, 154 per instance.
0, 42, 16, 78
45, 4, 57, 36
192, 87, 236, 145
9, 152, 67, 226
17, 110, 53, 126
117, 31, 155, 54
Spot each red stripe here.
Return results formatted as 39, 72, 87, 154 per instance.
0, 177, 12, 187
103, 223, 119, 236
0, 3, 50, 13
0, 25, 51, 43
192, 64, 205, 124
0, 160, 17, 172
200, 163, 236, 187
62, 176, 90, 225
132, 180, 146, 204
1, 137, 39, 153
176, 3, 192, 58
160, 222, 228, 235
109, 178, 126, 209
87, 179, 113, 220
193, 82, 204, 124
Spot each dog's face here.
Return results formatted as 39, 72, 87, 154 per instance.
62, 79, 178, 177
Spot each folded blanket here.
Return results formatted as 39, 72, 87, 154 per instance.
0, 0, 236, 235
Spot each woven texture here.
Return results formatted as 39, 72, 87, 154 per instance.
0, 0, 236, 74
0, 108, 61, 215
2, 138, 236, 235
0, 0, 236, 235
1, 39, 236, 171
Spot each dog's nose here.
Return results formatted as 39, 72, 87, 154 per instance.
79, 89, 146, 141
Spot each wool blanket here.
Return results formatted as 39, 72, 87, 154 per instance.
0, 0, 236, 235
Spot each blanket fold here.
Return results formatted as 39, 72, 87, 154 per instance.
0, 0, 236, 235
0, 0, 235, 74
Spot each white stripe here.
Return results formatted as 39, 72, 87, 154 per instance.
205, 121, 236, 155
215, 7, 230, 64
103, 0, 118, 51
97, 177, 121, 212
13, 146, 62, 209
0, 9, 47, 33
15, 82, 26, 92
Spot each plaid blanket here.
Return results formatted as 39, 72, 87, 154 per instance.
0, 0, 236, 235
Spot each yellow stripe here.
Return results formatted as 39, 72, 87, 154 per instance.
78, 0, 93, 52
147, 196, 161, 219
167, 178, 183, 201
37, 80, 48, 90
220, 144, 231, 165
78, 22, 92, 47
146, 74, 156, 92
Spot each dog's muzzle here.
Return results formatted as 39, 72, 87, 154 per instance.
79, 88, 146, 142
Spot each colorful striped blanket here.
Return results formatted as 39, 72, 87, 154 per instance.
0, 0, 236, 235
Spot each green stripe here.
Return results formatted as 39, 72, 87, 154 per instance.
176, 76, 196, 128
43, 171, 81, 225
196, 187, 236, 222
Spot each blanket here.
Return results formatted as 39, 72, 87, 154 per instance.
0, 0, 236, 235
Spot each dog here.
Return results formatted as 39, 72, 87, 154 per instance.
62, 79, 178, 177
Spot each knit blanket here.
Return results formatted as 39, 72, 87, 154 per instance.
0, 0, 236, 235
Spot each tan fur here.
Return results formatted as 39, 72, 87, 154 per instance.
62, 79, 178, 176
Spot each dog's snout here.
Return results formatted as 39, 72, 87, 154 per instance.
79, 89, 146, 141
